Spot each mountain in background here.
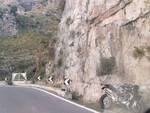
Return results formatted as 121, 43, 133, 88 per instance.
0, 0, 65, 81
0, 0, 64, 36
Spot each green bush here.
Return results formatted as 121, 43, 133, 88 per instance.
38, 67, 46, 77
133, 47, 145, 60
0, 9, 3, 19
98, 57, 116, 76
146, 56, 150, 62
0, 31, 49, 81
52, 83, 62, 88
26, 68, 35, 80
0, 73, 8, 81
32, 79, 35, 84
146, 46, 150, 53
66, 17, 73, 25
57, 58, 63, 67
72, 91, 82, 100
16, 15, 37, 31
10, 5, 17, 16
6, 76, 13, 85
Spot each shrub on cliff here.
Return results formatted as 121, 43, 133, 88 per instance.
72, 91, 82, 100
146, 46, 150, 53
57, 58, 63, 67
9, 5, 17, 16
52, 83, 62, 88
98, 57, 116, 76
133, 47, 145, 60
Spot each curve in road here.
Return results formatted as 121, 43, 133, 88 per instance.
0, 86, 100, 113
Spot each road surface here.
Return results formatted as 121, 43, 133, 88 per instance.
0, 86, 99, 113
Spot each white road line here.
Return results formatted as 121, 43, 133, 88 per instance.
32, 87, 101, 113
0, 86, 101, 113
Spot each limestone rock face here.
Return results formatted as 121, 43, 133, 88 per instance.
0, 0, 65, 37
48, 0, 150, 102
0, 0, 47, 13
0, 7, 17, 36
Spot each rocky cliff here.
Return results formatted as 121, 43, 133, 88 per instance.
0, 7, 17, 36
0, 0, 65, 36
46, 0, 150, 102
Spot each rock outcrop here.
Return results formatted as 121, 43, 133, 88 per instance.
0, 7, 17, 36
0, 0, 65, 37
47, 0, 150, 102
0, 0, 65, 14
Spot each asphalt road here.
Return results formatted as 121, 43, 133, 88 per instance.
0, 86, 99, 113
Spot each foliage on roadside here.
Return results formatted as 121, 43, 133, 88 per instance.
52, 83, 62, 88
0, 1, 61, 81
0, 31, 55, 81
72, 91, 82, 100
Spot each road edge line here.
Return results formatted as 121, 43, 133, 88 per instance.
32, 87, 101, 113
1, 85, 101, 113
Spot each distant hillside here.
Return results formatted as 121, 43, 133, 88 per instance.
0, 0, 64, 36
0, 0, 65, 81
